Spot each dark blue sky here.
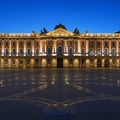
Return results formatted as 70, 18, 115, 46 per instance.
0, 0, 120, 33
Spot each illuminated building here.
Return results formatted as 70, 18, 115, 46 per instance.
0, 24, 120, 68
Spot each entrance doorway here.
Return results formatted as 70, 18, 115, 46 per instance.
57, 58, 63, 68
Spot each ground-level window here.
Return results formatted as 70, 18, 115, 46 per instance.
35, 59, 39, 64
47, 59, 51, 64
5, 59, 8, 64
27, 59, 30, 64
90, 59, 94, 64
12, 59, 15, 64
69, 59, 73, 64
112, 59, 116, 64
19, 59, 23, 64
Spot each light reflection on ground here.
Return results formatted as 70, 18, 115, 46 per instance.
0, 68, 120, 120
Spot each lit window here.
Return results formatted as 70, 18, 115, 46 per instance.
27, 49, 31, 56
69, 47, 73, 56
12, 59, 15, 64
19, 49, 23, 56
89, 48, 94, 56
104, 48, 109, 56
47, 59, 51, 64
112, 59, 116, 64
57, 46, 63, 55
5, 59, 8, 64
97, 48, 101, 56
47, 48, 52, 55
12, 49, 16, 56
111, 48, 116, 56
36, 48, 39, 56
81, 48, 85, 56
5, 48, 9, 56
19, 59, 23, 64
69, 59, 73, 64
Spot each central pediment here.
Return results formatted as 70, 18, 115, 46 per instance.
46, 28, 74, 37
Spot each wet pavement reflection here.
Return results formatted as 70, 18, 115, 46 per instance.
0, 68, 120, 120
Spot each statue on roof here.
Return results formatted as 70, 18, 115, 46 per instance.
54, 23, 67, 30
73, 28, 80, 34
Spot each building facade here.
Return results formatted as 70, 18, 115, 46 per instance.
0, 24, 120, 68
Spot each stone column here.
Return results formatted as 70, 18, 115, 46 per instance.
16, 41, 19, 56
86, 40, 88, 56
78, 40, 80, 55
40, 40, 42, 54
109, 40, 111, 56
102, 40, 104, 56
9, 41, 11, 56
116, 40, 119, 56
24, 41, 26, 56
32, 41, 34, 56
2, 41, 4, 56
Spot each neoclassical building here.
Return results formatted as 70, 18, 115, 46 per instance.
0, 24, 120, 68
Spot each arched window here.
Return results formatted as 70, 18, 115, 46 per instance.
104, 48, 109, 56
111, 48, 116, 56
97, 48, 101, 56
27, 48, 31, 56
19, 48, 23, 56
119, 49, 120, 56
81, 48, 85, 56
68, 47, 73, 56
5, 48, 9, 56
89, 48, 94, 56
35, 48, 39, 56
12, 49, 16, 56
57, 46, 63, 55
47, 48, 52, 55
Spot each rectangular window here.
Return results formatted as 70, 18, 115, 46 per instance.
27, 59, 30, 64
13, 42, 16, 47
12, 59, 15, 64
19, 59, 23, 64
35, 59, 39, 64
19, 49, 23, 56
27, 41, 31, 47
69, 59, 73, 64
48, 41, 51, 46
70, 41, 73, 47
5, 42, 9, 47
81, 42, 84, 47
47, 59, 51, 64
5, 59, 8, 64
20, 42, 23, 47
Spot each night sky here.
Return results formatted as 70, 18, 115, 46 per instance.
0, 0, 120, 33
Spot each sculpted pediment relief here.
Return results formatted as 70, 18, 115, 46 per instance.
46, 28, 74, 37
